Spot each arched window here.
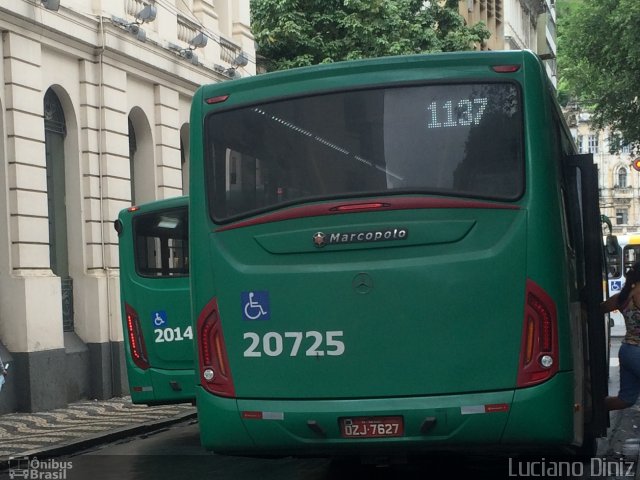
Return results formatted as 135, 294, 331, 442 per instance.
617, 166, 628, 188
128, 108, 154, 203
44, 91, 67, 136
44, 88, 73, 332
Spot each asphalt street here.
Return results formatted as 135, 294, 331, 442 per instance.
0, 337, 635, 479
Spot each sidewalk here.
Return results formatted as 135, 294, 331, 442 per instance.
0, 397, 196, 467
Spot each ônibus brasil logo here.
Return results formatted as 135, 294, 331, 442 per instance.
312, 228, 408, 248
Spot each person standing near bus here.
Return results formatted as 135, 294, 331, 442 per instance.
601, 261, 640, 410
0, 353, 8, 393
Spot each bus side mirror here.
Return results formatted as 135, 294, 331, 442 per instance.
606, 234, 619, 255
114, 219, 124, 236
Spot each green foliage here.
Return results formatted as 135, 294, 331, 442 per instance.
250, 0, 490, 71
558, 0, 640, 151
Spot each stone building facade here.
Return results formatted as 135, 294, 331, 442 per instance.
0, 0, 254, 412
566, 110, 639, 234
460, 0, 556, 84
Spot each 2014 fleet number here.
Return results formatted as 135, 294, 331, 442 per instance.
243, 331, 345, 357
154, 326, 193, 343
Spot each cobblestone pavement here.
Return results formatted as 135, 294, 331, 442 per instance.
0, 397, 196, 461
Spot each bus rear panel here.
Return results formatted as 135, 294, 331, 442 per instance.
189, 51, 606, 455
116, 197, 194, 405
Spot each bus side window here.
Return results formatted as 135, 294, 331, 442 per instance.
559, 164, 587, 291
548, 108, 575, 254
559, 188, 574, 251
553, 111, 582, 289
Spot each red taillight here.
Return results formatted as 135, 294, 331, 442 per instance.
125, 304, 149, 370
492, 65, 521, 73
205, 94, 230, 105
517, 280, 559, 387
197, 298, 235, 397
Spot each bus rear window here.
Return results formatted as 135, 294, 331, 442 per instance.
133, 207, 189, 277
205, 83, 523, 222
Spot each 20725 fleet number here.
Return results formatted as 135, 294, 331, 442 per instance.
243, 331, 345, 357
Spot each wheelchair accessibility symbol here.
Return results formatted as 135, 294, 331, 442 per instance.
611, 280, 623, 292
152, 311, 168, 327
241, 291, 270, 321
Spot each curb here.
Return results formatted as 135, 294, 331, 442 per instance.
0, 410, 197, 470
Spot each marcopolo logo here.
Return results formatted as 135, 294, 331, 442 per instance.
312, 228, 408, 248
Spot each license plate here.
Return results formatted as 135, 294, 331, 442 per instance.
339, 416, 404, 439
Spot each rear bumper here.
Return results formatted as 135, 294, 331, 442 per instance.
197, 372, 575, 455
128, 367, 195, 405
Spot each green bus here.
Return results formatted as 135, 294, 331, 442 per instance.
189, 50, 609, 456
115, 196, 194, 405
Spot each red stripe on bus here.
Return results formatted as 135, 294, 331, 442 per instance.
215, 197, 520, 232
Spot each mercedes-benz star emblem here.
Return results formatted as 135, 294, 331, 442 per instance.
313, 232, 326, 248
352, 273, 373, 294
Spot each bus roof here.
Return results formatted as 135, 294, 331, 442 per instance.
125, 196, 188, 214
197, 50, 545, 102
